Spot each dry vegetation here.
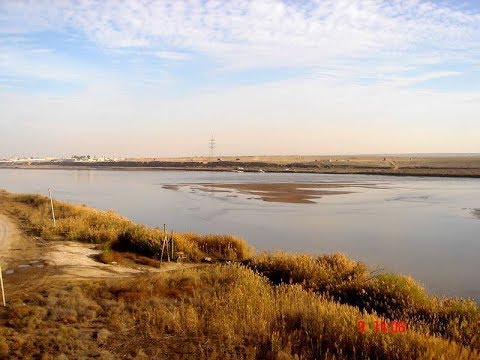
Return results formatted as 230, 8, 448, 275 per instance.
0, 190, 253, 263
248, 253, 480, 350
0, 190, 479, 359
1, 266, 478, 359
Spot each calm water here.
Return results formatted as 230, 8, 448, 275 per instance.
1, 168, 479, 301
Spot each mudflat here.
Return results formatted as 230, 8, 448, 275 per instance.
473, 209, 480, 219
163, 182, 379, 203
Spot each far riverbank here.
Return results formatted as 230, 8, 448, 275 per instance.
2, 157, 480, 178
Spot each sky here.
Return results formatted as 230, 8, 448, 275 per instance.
1, 0, 480, 158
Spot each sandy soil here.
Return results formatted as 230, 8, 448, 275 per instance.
45, 242, 142, 279
0, 214, 14, 266
0, 213, 36, 268
165, 182, 380, 203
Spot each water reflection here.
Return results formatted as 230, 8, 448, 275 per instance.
73, 170, 96, 184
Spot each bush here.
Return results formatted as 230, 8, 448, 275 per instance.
248, 252, 480, 350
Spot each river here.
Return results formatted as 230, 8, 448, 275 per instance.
1, 168, 479, 301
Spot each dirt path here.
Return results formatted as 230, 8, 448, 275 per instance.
0, 214, 14, 258
0, 213, 23, 268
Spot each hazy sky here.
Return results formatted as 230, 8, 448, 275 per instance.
1, 0, 480, 158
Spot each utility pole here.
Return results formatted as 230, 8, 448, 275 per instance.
209, 136, 215, 162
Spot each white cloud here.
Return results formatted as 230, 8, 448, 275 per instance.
1, 0, 479, 72
154, 51, 190, 61
1, 1, 480, 156
30, 48, 53, 54
382, 71, 462, 87
0, 46, 82, 82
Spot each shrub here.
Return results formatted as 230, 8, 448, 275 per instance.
182, 233, 254, 261
248, 252, 480, 350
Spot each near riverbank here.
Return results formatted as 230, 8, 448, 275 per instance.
0, 190, 479, 359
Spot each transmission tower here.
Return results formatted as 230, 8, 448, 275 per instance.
209, 136, 215, 162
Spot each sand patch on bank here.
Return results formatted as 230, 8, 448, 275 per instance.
43, 242, 199, 279
44, 242, 141, 279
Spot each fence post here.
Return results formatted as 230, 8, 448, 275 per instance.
48, 188, 56, 226
160, 224, 166, 263
0, 266, 6, 307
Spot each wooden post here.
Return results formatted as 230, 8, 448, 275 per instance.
160, 238, 166, 263
171, 230, 174, 260
160, 224, 167, 263
166, 224, 170, 262
167, 236, 170, 263
48, 188, 56, 226
0, 266, 6, 307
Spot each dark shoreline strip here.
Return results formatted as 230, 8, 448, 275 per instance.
1, 164, 480, 179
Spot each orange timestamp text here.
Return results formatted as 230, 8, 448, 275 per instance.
357, 320, 407, 333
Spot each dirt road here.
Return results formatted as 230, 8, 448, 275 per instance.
0, 214, 13, 252
0, 213, 20, 268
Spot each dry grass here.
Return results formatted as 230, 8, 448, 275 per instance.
248, 252, 480, 350
1, 266, 478, 359
0, 191, 253, 262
